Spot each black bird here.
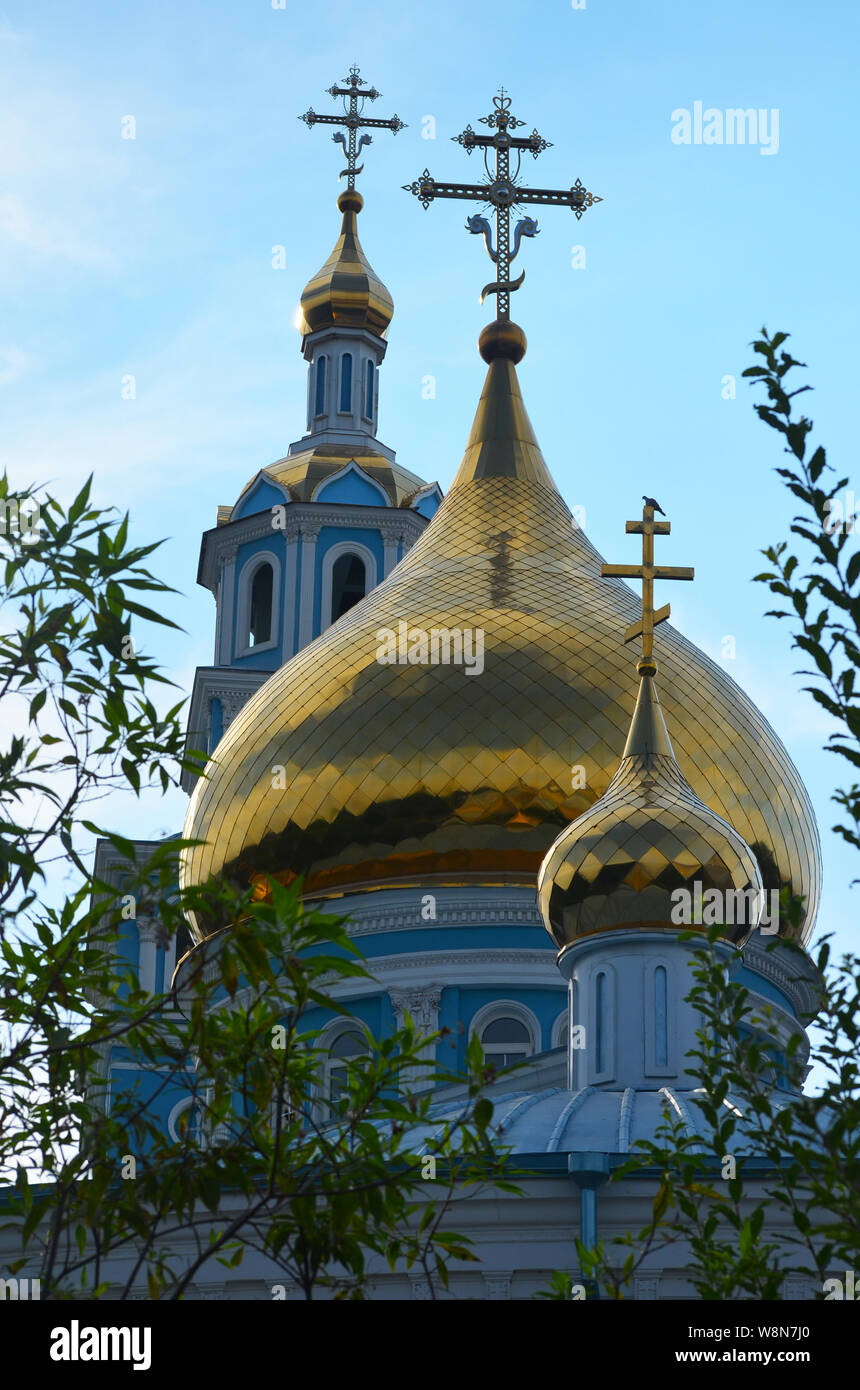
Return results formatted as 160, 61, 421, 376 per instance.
642, 495, 666, 516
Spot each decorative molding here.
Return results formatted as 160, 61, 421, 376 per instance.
388, 984, 443, 1093
635, 1276, 661, 1300
367, 950, 556, 975
743, 938, 820, 1019
482, 1272, 512, 1300
199, 502, 427, 594
388, 984, 443, 1032
195, 947, 566, 1023
213, 688, 251, 729
182, 667, 270, 792
782, 1276, 814, 1301
314, 891, 544, 938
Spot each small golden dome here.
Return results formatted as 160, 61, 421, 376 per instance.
537, 662, 765, 948
180, 328, 819, 941
297, 190, 394, 337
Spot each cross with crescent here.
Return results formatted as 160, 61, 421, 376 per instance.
299, 64, 406, 190
403, 87, 602, 319
601, 503, 694, 663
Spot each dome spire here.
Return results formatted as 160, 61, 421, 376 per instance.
538, 505, 766, 949
297, 66, 404, 340
292, 67, 404, 451
297, 188, 394, 338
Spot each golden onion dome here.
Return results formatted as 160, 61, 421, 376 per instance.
297, 189, 394, 338
537, 656, 765, 949
180, 322, 820, 942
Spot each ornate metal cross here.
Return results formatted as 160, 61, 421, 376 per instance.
403, 87, 602, 319
601, 503, 694, 663
299, 64, 405, 191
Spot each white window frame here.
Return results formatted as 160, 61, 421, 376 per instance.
551, 1006, 569, 1051
468, 1000, 539, 1063
319, 540, 378, 630
167, 1097, 193, 1143
337, 351, 354, 416
235, 549, 282, 658
591, 964, 617, 1084
318, 1021, 370, 1112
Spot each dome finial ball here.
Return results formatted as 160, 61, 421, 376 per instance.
479, 319, 527, 364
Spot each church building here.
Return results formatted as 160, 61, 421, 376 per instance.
93, 72, 823, 1300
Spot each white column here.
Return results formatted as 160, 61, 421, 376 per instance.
213, 573, 222, 664
137, 919, 159, 995
381, 526, 404, 579
283, 527, 299, 659
218, 545, 238, 665
388, 985, 442, 1093
297, 524, 319, 648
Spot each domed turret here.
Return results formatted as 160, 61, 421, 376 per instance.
537, 655, 765, 948
297, 190, 394, 338
180, 321, 820, 942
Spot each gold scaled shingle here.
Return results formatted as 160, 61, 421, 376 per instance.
537, 668, 765, 947
235, 446, 427, 510
181, 351, 821, 942
297, 190, 393, 338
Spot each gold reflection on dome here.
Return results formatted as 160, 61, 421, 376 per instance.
180, 331, 821, 943
297, 189, 394, 338
537, 662, 765, 948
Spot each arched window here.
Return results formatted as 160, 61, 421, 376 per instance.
330, 552, 366, 622
249, 563, 273, 646
479, 1017, 532, 1070
327, 1028, 367, 1105
364, 359, 374, 418
595, 972, 606, 1074
314, 355, 327, 416
339, 352, 353, 412
654, 965, 668, 1068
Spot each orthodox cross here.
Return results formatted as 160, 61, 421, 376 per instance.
403, 87, 602, 319
299, 64, 405, 191
601, 503, 694, 663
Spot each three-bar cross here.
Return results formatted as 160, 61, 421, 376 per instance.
403, 88, 602, 318
601, 504, 694, 663
300, 64, 405, 190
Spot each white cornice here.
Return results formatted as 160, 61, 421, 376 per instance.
202, 947, 564, 1015
316, 893, 545, 938
198, 503, 427, 593
181, 666, 271, 794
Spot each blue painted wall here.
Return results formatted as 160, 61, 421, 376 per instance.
315, 471, 389, 507
232, 477, 288, 519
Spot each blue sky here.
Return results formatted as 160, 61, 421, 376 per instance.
2, 0, 859, 961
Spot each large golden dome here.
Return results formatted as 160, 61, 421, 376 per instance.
181, 328, 820, 941
297, 189, 393, 337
